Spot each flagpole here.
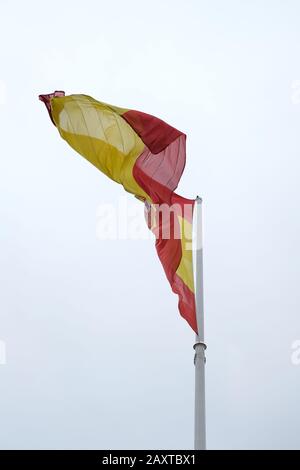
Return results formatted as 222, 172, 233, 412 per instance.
193, 196, 207, 450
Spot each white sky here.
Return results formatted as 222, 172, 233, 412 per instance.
1, 0, 300, 450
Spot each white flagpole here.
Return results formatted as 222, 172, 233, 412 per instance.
193, 196, 207, 450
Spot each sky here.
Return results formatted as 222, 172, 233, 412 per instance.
1, 0, 300, 450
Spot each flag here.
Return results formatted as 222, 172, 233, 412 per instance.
39, 91, 197, 333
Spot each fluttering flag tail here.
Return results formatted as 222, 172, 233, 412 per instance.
39, 91, 198, 333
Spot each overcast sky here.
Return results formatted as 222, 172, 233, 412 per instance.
1, 0, 300, 450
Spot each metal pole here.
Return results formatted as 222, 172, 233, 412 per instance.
193, 196, 207, 450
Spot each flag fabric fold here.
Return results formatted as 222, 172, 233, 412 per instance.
39, 91, 198, 333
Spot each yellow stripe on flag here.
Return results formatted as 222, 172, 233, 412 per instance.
176, 215, 195, 294
51, 95, 149, 200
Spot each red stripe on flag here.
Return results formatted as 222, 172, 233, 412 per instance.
173, 273, 197, 333
122, 109, 183, 154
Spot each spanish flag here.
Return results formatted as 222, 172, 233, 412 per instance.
39, 91, 197, 333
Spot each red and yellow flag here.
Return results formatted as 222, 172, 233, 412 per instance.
39, 91, 197, 333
